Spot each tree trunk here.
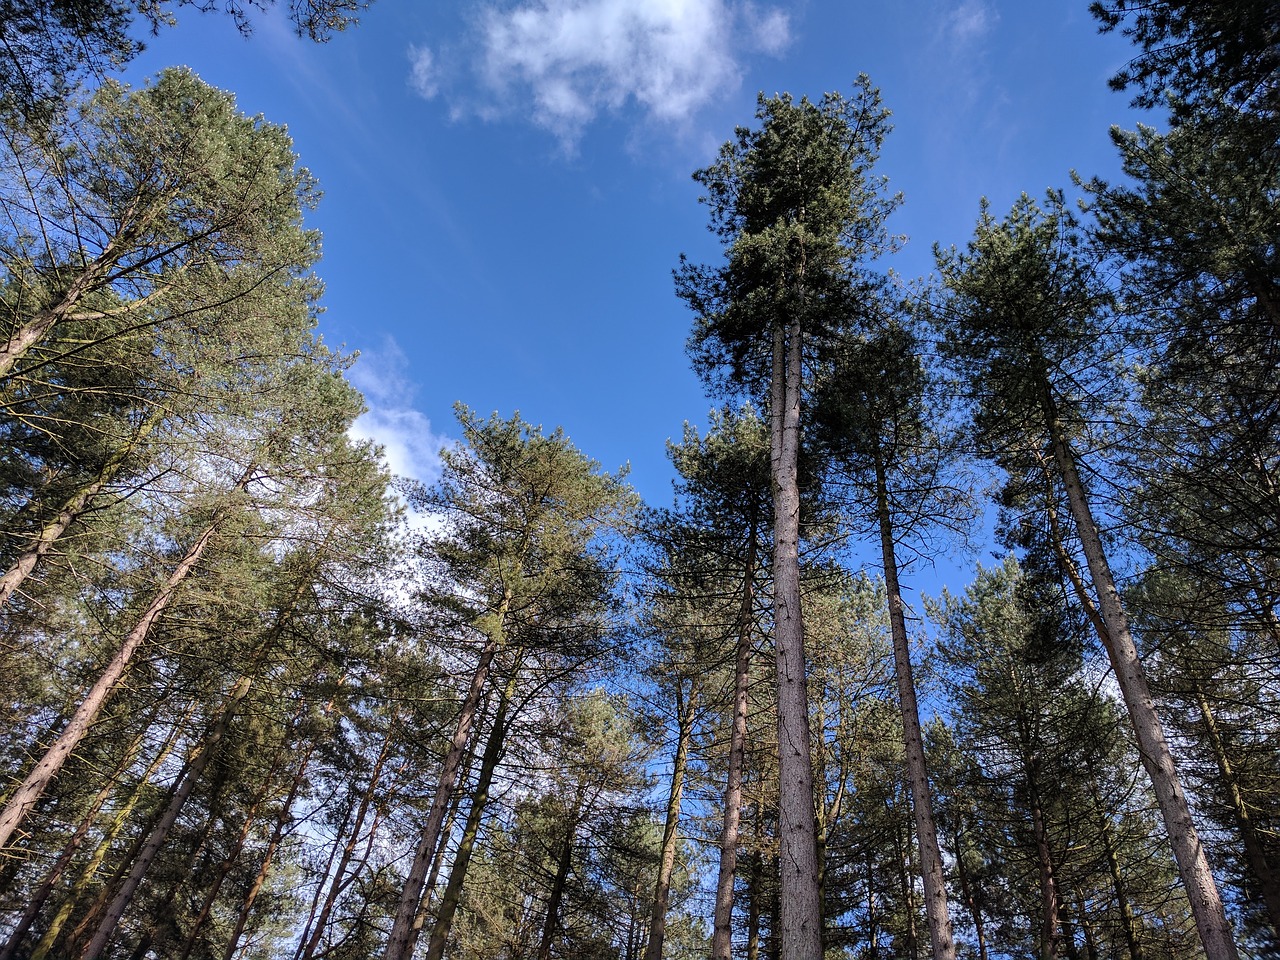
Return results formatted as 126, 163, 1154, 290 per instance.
747, 842, 763, 960
1025, 752, 1062, 960
384, 594, 508, 960
296, 725, 399, 960
891, 798, 920, 960
1092, 786, 1144, 960
0, 725, 147, 960
218, 726, 316, 960
424, 685, 513, 960
713, 523, 758, 960
0, 407, 163, 608
79, 676, 252, 959
874, 448, 957, 960
28, 708, 192, 960
537, 801, 580, 960
0, 511, 224, 852
1038, 379, 1240, 960
951, 824, 988, 960
644, 677, 698, 960
770, 319, 822, 960
1194, 685, 1280, 933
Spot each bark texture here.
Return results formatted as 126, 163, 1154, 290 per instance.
770, 322, 823, 960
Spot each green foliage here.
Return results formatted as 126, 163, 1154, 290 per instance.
679, 76, 900, 399
1089, 0, 1280, 121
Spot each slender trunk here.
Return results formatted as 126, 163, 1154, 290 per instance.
1038, 380, 1240, 960
1026, 765, 1062, 960
0, 513, 223, 851
767, 848, 781, 960
297, 728, 398, 960
813, 692, 829, 920
183, 699, 315, 960
29, 711, 192, 960
292, 796, 357, 960
712, 517, 757, 960
1194, 686, 1280, 932
866, 847, 879, 960
1078, 900, 1100, 960
644, 678, 698, 960
384, 592, 509, 960
770, 319, 822, 960
537, 801, 580, 960
747, 831, 763, 960
218, 731, 315, 960
425, 686, 514, 960
79, 676, 252, 960
1091, 785, 1144, 960
0, 727, 146, 960
951, 825, 988, 960
874, 448, 957, 960
892, 798, 920, 960
0, 408, 163, 608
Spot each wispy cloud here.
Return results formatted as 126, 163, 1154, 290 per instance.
937, 0, 997, 51
346, 338, 448, 486
408, 43, 439, 99
409, 0, 791, 145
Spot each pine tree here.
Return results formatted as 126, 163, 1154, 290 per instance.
935, 193, 1239, 960
678, 78, 899, 959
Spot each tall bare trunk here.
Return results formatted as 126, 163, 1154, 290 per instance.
1026, 771, 1062, 960
1038, 380, 1239, 960
713, 522, 758, 960
78, 676, 252, 959
747, 828, 763, 960
891, 799, 920, 960
0, 513, 223, 852
951, 824, 988, 960
644, 678, 698, 960
538, 799, 580, 960
1194, 686, 1280, 933
425, 686, 513, 960
874, 449, 957, 960
384, 597, 507, 960
770, 320, 822, 959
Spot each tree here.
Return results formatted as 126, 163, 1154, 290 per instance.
678, 77, 899, 959
933, 558, 1201, 960
818, 310, 972, 960
654, 405, 773, 960
383, 406, 635, 960
0, 0, 372, 122
1089, 0, 1280, 122
935, 193, 1239, 960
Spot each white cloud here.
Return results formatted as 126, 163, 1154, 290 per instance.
940, 0, 996, 49
408, 44, 439, 99
346, 338, 448, 487
414, 0, 790, 144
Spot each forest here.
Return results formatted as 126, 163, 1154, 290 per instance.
0, 1, 1276, 959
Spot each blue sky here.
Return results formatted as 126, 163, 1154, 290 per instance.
125, 1, 1145, 560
